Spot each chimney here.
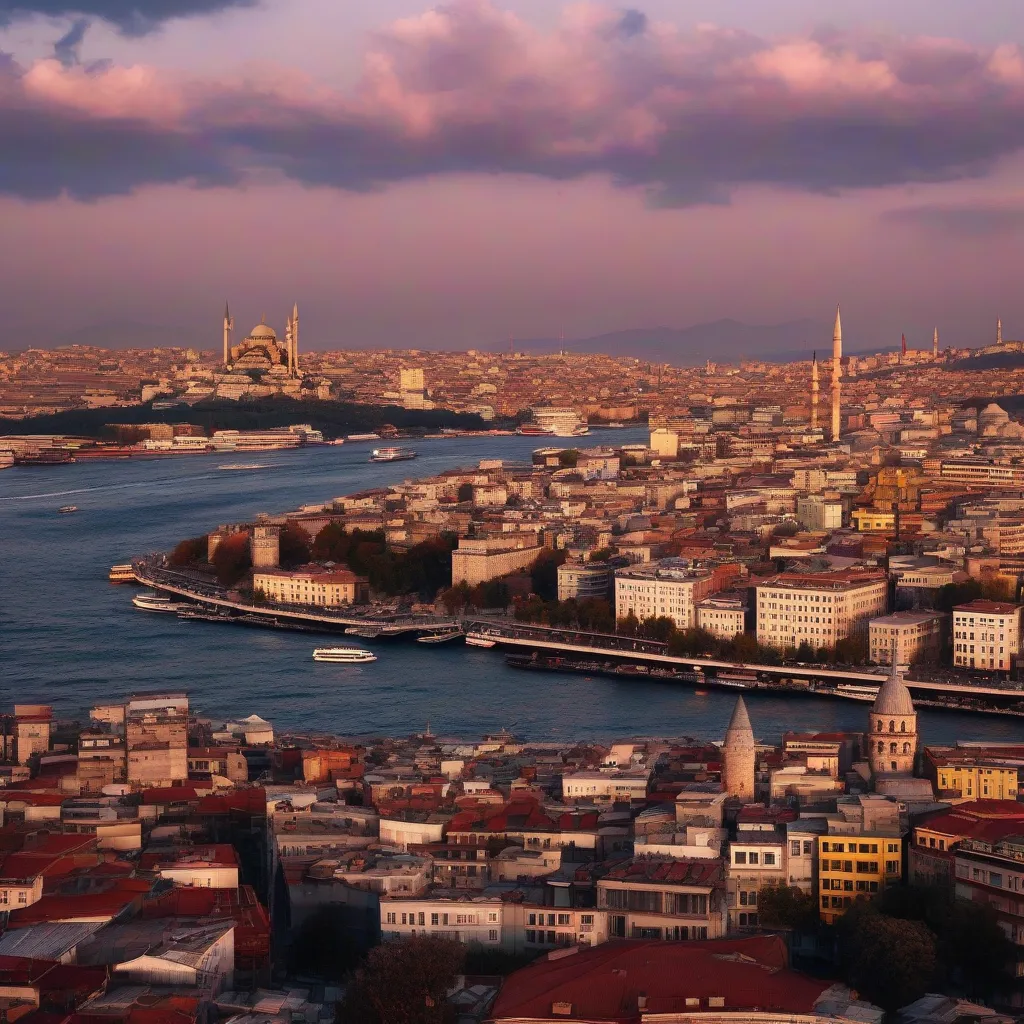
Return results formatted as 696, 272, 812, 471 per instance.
638, 993, 648, 1011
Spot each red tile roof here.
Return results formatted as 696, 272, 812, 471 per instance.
489, 937, 831, 1022
7, 879, 151, 927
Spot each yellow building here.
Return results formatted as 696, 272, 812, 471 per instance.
851, 509, 896, 533
817, 834, 903, 924
253, 567, 369, 606
934, 763, 1017, 801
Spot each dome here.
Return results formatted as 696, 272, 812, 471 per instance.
248, 322, 278, 342
872, 658, 915, 717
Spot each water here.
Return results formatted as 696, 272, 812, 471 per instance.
2, 430, 1021, 746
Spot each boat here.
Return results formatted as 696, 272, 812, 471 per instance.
346, 433, 381, 442
695, 689, 710, 696
571, 425, 591, 436
417, 629, 465, 644
835, 684, 880, 702
132, 592, 188, 613
109, 564, 137, 583
58, 505, 78, 514
313, 647, 378, 664
370, 447, 418, 463
465, 635, 497, 648
0, 450, 13, 470
218, 463, 277, 471
516, 423, 555, 436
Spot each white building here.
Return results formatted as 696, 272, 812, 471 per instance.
796, 495, 844, 532
697, 595, 747, 640
726, 835, 787, 931
953, 600, 1022, 672
561, 768, 650, 803
557, 560, 613, 602
755, 570, 888, 650
614, 561, 715, 630
381, 891, 504, 948
869, 611, 944, 665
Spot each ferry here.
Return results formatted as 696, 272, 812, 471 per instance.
132, 592, 188, 613
313, 647, 378, 664
58, 505, 78, 514
835, 684, 880, 703
715, 670, 758, 689
465, 635, 497, 648
516, 424, 555, 437
370, 447, 417, 463
109, 564, 136, 583
417, 629, 465, 644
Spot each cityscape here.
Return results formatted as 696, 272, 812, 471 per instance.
6, 1, 1024, 1023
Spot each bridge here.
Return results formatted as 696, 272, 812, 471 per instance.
464, 620, 1024, 707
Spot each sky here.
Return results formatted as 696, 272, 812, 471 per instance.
4, 0, 1024, 352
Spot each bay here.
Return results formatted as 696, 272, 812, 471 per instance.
1, 429, 1020, 747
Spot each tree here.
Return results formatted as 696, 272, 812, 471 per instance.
457, 482, 474, 503
279, 523, 312, 568
342, 936, 465, 1024
934, 578, 982, 614
638, 615, 676, 643
795, 640, 816, 663
589, 548, 613, 562
530, 549, 567, 601
618, 612, 641, 637
557, 449, 579, 468
212, 531, 251, 586
169, 536, 207, 566
839, 906, 937, 1011
757, 884, 819, 932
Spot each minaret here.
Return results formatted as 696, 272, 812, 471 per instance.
868, 639, 918, 778
292, 302, 300, 376
831, 305, 842, 441
998, 319, 1004, 346
285, 314, 294, 375
810, 351, 819, 429
932, 327, 939, 360
722, 696, 755, 802
900, 332, 906, 362
223, 303, 234, 368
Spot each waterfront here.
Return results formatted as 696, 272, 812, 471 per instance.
3, 430, 1024, 745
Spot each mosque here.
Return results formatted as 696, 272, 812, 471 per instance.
203, 304, 311, 401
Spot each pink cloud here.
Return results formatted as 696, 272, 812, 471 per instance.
5, 0, 1024, 202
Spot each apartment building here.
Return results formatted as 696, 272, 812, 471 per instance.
561, 768, 651, 803
953, 600, 1022, 672
954, 837, 1024, 975
451, 537, 543, 586
868, 611, 944, 666
755, 570, 888, 650
252, 567, 369, 607
557, 560, 614, 602
125, 693, 188, 788
597, 859, 726, 941
696, 594, 747, 640
817, 834, 903, 925
614, 561, 715, 630
726, 834, 787, 930
925, 745, 1022, 801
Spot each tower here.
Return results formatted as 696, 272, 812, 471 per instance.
868, 641, 918, 778
223, 303, 234, 368
900, 333, 906, 362
251, 525, 281, 569
810, 351, 819, 429
292, 302, 300, 376
285, 314, 294, 376
932, 327, 939, 360
831, 305, 842, 441
998, 319, 1003, 346
723, 696, 756, 802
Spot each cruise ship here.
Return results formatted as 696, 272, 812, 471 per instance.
369, 447, 417, 463
528, 406, 586, 437
313, 647, 378, 664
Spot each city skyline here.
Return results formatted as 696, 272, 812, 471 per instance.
4, 0, 1024, 348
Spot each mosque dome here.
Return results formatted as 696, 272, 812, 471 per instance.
248, 321, 278, 342
872, 662, 915, 717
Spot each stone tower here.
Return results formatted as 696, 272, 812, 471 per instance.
723, 696, 756, 802
251, 525, 281, 569
869, 642, 918, 777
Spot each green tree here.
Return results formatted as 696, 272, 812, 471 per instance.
618, 612, 641, 637
557, 449, 579, 468
757, 884, 819, 932
934, 578, 982, 614
530, 549, 567, 601
839, 905, 937, 1011
795, 640, 816, 663
638, 615, 676, 643
342, 936, 465, 1024
589, 548, 613, 562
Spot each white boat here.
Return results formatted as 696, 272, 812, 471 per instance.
132, 592, 188, 613
370, 447, 418, 463
58, 505, 78, 514
313, 647, 378, 664
417, 629, 465, 644
347, 433, 381, 442
465, 635, 496, 648
109, 564, 136, 583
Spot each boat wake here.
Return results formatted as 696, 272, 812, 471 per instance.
0, 472, 218, 502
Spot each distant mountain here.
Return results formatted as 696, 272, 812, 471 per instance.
495, 319, 830, 364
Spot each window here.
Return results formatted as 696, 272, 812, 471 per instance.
749, 852, 759, 864
489, 929, 498, 942
763, 852, 776, 866
557, 914, 571, 925
431, 913, 439, 926
734, 851, 747, 864
791, 840, 801, 857
386, 912, 396, 924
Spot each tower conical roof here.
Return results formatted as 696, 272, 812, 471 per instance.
725, 695, 753, 738
872, 645, 915, 716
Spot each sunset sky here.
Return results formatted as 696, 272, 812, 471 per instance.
4, 0, 1024, 351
